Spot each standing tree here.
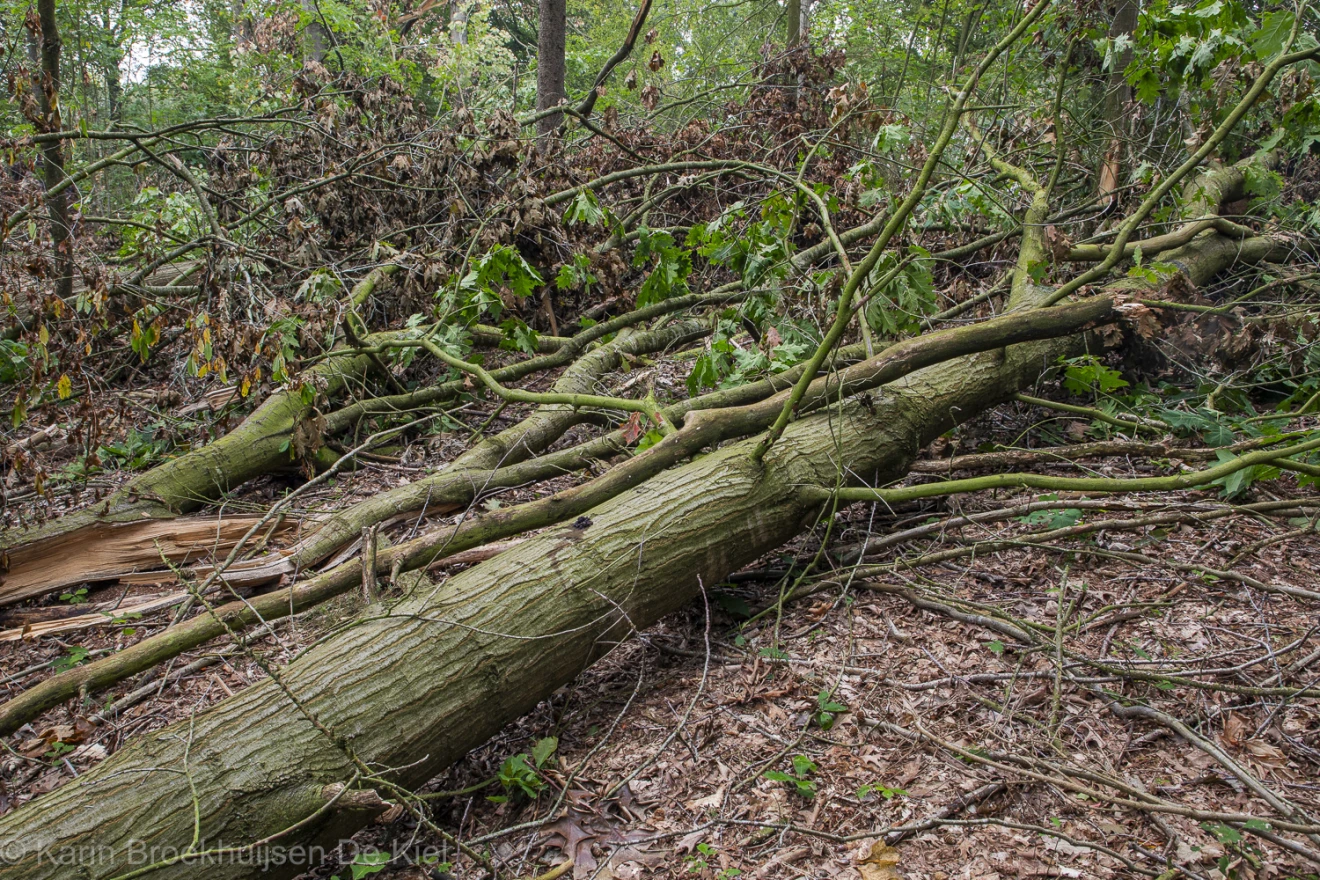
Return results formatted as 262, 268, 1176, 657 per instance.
31, 0, 73, 302
303, 0, 328, 62
1098, 0, 1137, 201
536, 0, 566, 136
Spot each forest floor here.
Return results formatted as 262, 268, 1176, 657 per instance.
3, 367, 1319, 880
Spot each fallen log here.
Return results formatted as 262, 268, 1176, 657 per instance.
0, 49, 1300, 879
0, 226, 1262, 876
0, 294, 1118, 736
0, 337, 1080, 880
0, 592, 194, 643
0, 308, 713, 605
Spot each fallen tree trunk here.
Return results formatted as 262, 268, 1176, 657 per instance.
2, 322, 707, 605
0, 295, 1118, 735
0, 350, 1063, 880
0, 219, 1267, 878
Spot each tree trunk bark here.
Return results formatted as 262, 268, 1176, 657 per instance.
536, 0, 567, 137
1097, 0, 1136, 201
302, 0, 327, 63
34, 0, 74, 302
0, 217, 1263, 878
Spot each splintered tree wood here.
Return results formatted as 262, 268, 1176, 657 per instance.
0, 541, 523, 644
0, 592, 188, 642
0, 515, 298, 606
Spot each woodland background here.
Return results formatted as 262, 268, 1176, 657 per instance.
1, 0, 1320, 878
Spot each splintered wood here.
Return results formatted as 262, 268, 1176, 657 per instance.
0, 515, 298, 606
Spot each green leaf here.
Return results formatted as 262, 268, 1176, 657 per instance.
531, 736, 558, 768
1132, 68, 1163, 103
1251, 10, 1295, 58
498, 318, 540, 355
497, 752, 545, 799
1201, 822, 1242, 844
563, 190, 604, 226
349, 851, 390, 879
1019, 508, 1082, 529
1061, 356, 1128, 396
791, 755, 817, 776
635, 228, 693, 307
864, 249, 936, 336
635, 428, 665, 452
52, 646, 90, 672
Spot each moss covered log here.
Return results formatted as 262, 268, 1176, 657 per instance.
0, 208, 1274, 878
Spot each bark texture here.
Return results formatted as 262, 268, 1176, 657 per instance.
1097, 0, 1136, 200
0, 150, 1280, 878
0, 338, 1062, 880
35, 0, 73, 302
536, 0, 567, 136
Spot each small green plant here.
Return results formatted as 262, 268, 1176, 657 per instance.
684, 842, 739, 877
98, 428, 169, 471
52, 646, 90, 672
488, 736, 557, 802
45, 741, 76, 761
857, 782, 908, 801
1201, 820, 1269, 878
1017, 498, 1082, 529
764, 754, 818, 798
813, 689, 847, 730
60, 586, 89, 604
685, 842, 716, 873
0, 339, 31, 384
328, 849, 390, 880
